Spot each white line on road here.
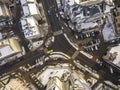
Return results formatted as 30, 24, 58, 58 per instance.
63, 34, 79, 50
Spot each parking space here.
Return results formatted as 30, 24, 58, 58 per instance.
0, 21, 16, 40
66, 28, 109, 61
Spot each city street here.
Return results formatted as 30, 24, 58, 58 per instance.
0, 0, 119, 89
41, 0, 120, 85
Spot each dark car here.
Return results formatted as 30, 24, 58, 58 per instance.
90, 32, 95, 37
109, 39, 119, 44
78, 34, 84, 39
94, 31, 100, 35
85, 41, 92, 46
91, 39, 100, 44
84, 47, 91, 52
6, 27, 12, 32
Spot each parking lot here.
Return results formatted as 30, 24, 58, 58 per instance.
66, 28, 110, 61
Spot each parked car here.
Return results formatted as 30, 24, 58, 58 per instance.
84, 47, 91, 52
109, 39, 119, 44
85, 41, 92, 46
95, 45, 99, 50
90, 32, 95, 37
94, 31, 100, 35
79, 43, 84, 46
78, 34, 84, 39
2, 32, 7, 39
93, 45, 98, 50
6, 27, 12, 32
90, 47, 94, 51
9, 31, 15, 36
91, 39, 100, 44
84, 33, 90, 38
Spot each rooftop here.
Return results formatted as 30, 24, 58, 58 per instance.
35, 63, 91, 90
0, 77, 35, 90
65, 1, 114, 31
0, 38, 22, 60
108, 44, 120, 68
21, 16, 41, 39
20, 0, 41, 18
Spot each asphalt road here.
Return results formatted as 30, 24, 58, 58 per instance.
42, 0, 100, 68
42, 0, 120, 85
49, 34, 76, 56
42, 0, 61, 32
0, 0, 119, 87
0, 51, 44, 75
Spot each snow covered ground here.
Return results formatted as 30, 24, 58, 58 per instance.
102, 14, 116, 41
80, 22, 98, 30
104, 5, 114, 13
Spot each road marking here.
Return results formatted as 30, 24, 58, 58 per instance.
53, 30, 63, 36
80, 51, 93, 59
71, 50, 80, 59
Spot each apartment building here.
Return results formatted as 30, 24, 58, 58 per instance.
21, 16, 43, 39
20, 0, 42, 20
0, 38, 24, 66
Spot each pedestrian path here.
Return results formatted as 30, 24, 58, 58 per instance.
71, 50, 80, 59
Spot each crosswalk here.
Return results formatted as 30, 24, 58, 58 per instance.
53, 30, 63, 36
71, 50, 80, 60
